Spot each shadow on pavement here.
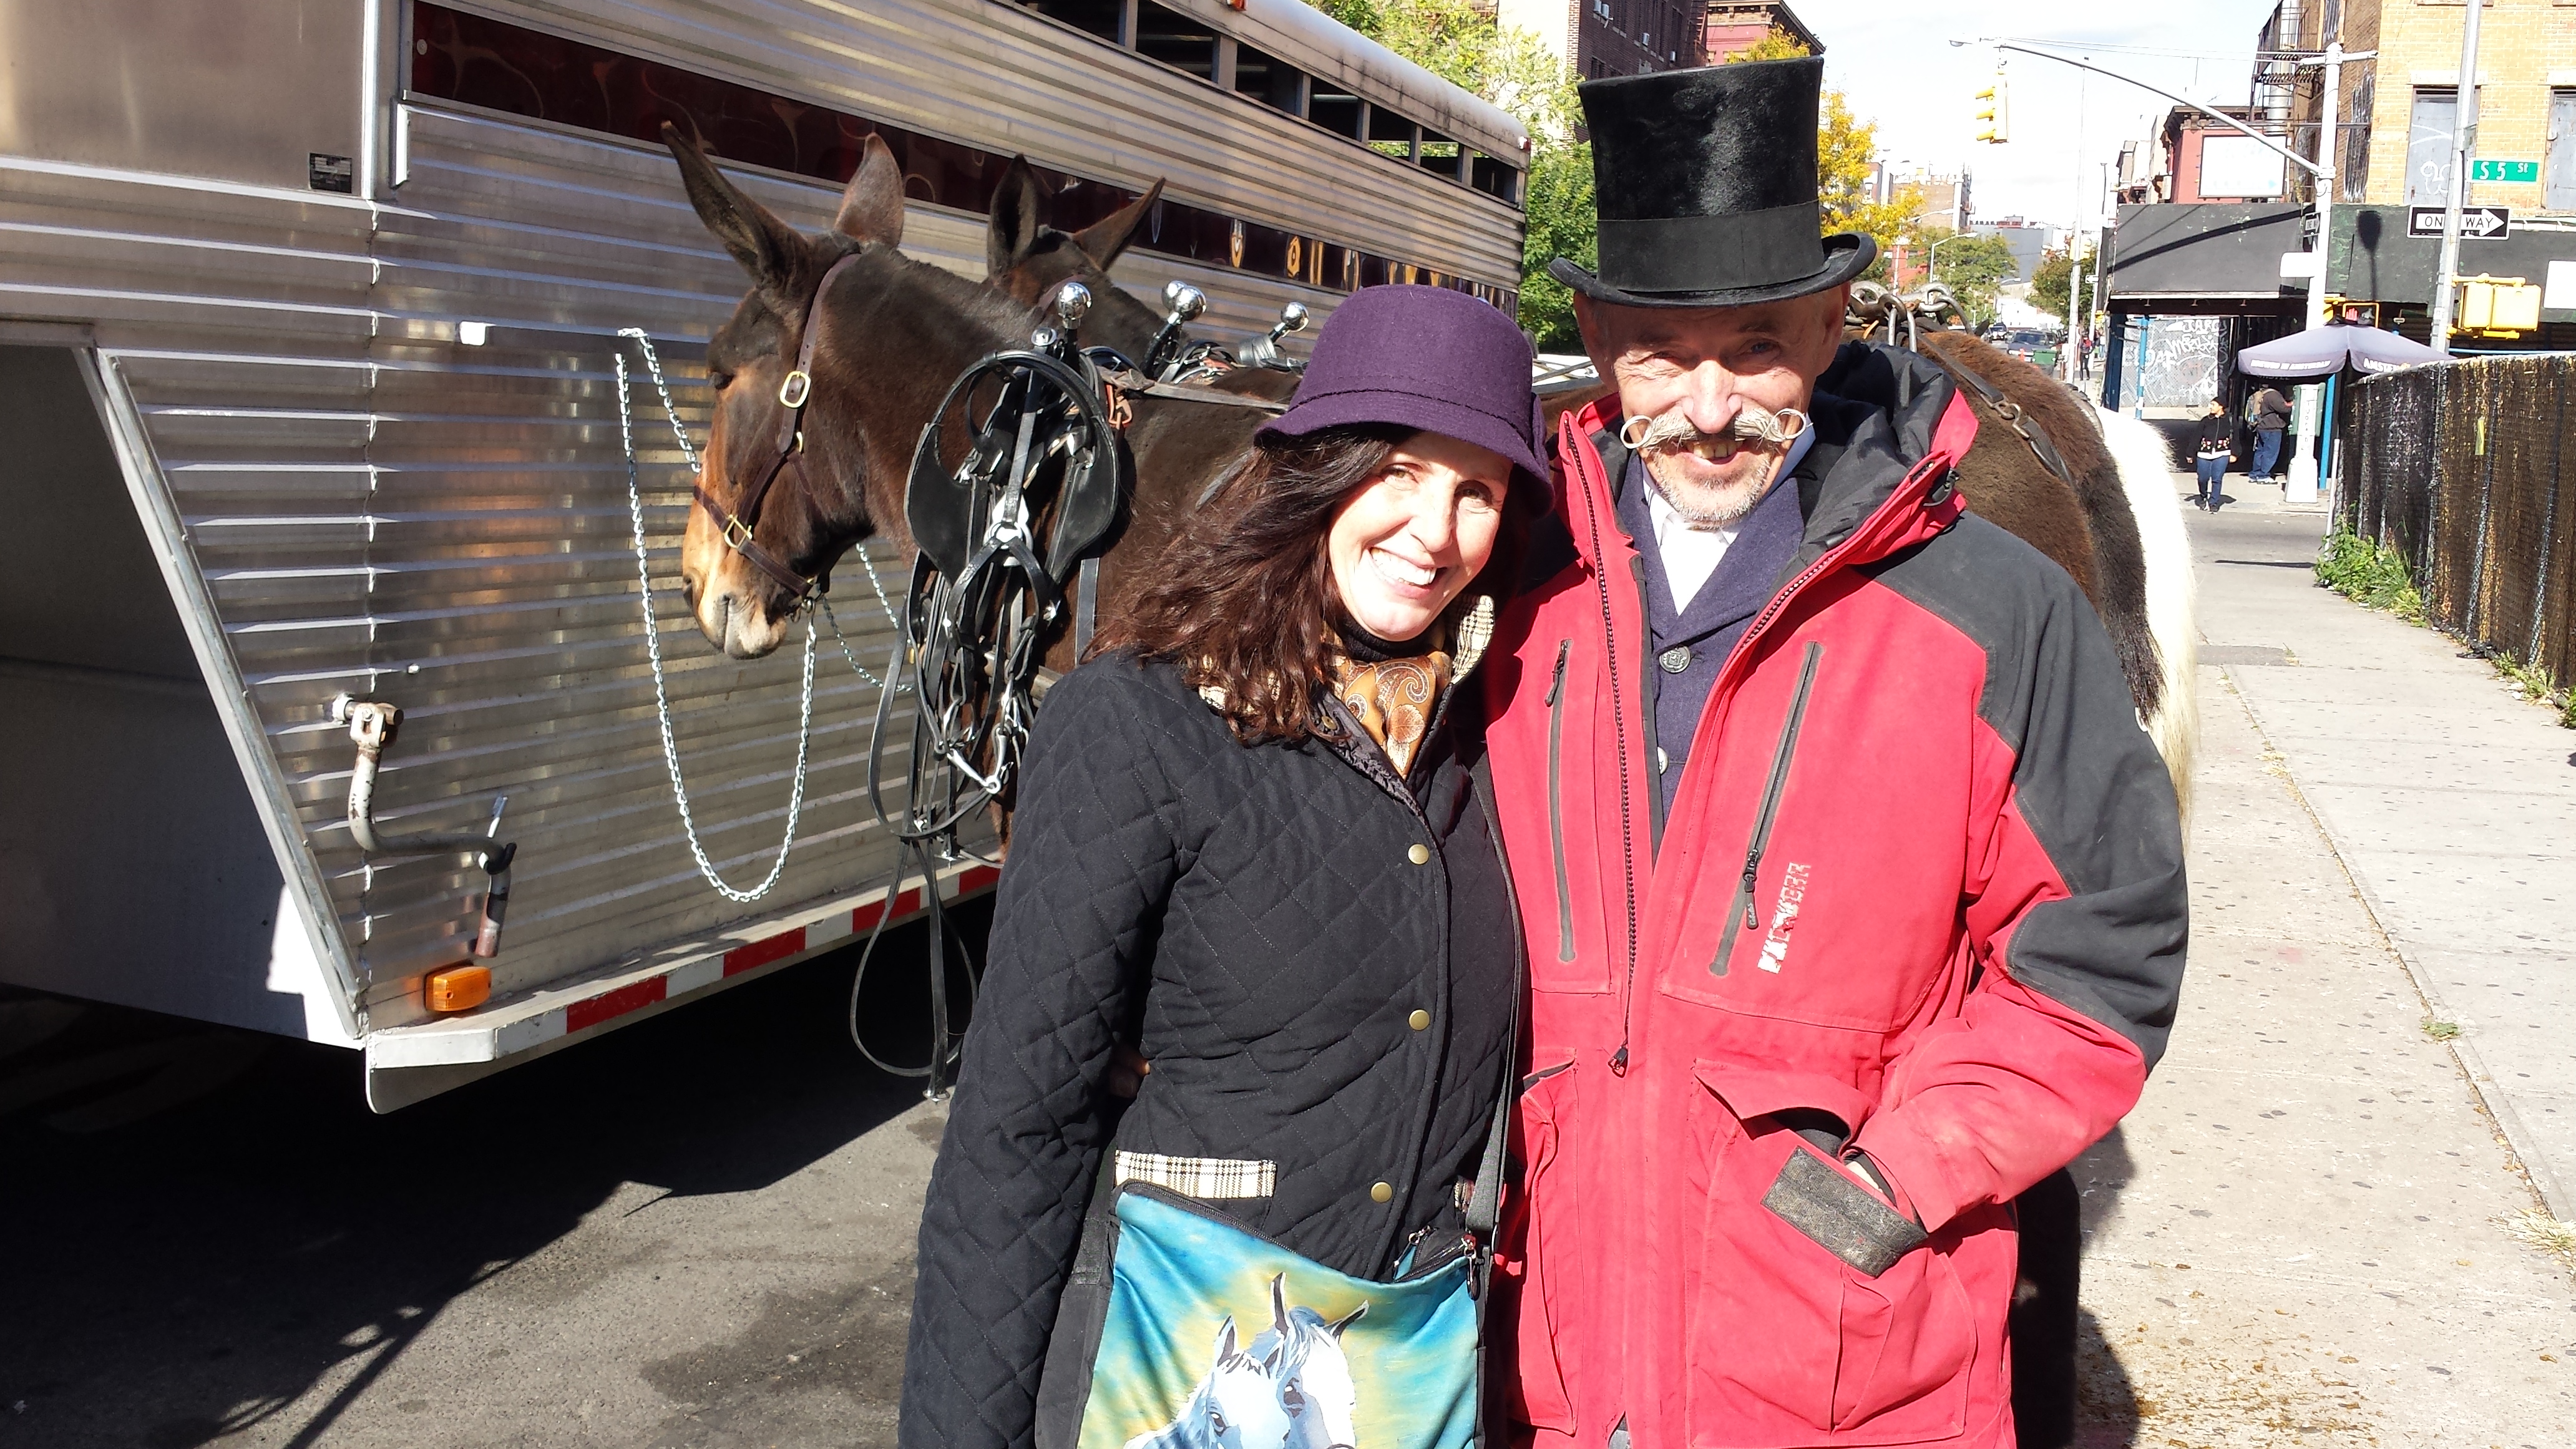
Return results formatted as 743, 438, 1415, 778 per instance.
0, 902, 985, 1449
2075, 1307, 2144, 1448
2069, 1124, 2144, 1448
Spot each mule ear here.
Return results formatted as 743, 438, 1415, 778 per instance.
1323, 1302, 1367, 1339
663, 122, 803, 295
1268, 1274, 1292, 1335
834, 134, 907, 246
1071, 177, 1166, 269
1212, 1315, 1238, 1364
986, 155, 1048, 277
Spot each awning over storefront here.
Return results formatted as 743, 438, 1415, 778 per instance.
2109, 202, 2308, 314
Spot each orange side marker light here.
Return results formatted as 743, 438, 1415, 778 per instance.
424, 964, 492, 1013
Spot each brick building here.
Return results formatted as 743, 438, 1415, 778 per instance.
1702, 2, 1821, 62
1492, 0, 1815, 80
2255, 0, 2576, 212
1496, 0, 1702, 78
2253, 0, 2576, 345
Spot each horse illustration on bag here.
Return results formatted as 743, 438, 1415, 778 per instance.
1123, 1274, 1367, 1449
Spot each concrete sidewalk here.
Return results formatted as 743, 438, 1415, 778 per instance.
2195, 475, 2576, 1217
2064, 474, 2576, 1446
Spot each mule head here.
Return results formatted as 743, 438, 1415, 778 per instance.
664, 122, 909, 658
985, 155, 1166, 356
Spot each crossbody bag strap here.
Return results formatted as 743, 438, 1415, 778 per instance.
1464, 748, 1525, 1245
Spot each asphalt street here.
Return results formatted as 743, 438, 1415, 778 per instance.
0, 905, 983, 1449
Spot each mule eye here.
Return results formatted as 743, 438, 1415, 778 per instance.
1282, 1387, 1306, 1412
707, 368, 734, 389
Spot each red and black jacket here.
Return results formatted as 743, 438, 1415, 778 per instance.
1481, 342, 2187, 1448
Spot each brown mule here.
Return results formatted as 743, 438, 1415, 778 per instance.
663, 128, 1271, 678
982, 154, 1300, 407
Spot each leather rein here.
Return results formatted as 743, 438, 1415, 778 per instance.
693, 251, 866, 610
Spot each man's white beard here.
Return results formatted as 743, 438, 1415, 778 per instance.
1647, 464, 1767, 530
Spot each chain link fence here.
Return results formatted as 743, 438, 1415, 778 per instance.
2339, 355, 2576, 688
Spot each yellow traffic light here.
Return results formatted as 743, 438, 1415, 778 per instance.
2457, 274, 2542, 334
1974, 74, 2009, 145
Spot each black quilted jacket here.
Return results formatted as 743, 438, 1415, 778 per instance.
899, 651, 1520, 1449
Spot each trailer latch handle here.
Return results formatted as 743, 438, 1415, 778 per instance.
329, 695, 517, 958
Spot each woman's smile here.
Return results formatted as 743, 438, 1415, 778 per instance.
1367, 545, 1443, 595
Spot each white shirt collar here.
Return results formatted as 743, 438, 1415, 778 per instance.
1643, 426, 1816, 612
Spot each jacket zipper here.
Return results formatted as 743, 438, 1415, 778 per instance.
1571, 442, 1640, 1076
1544, 640, 1574, 964
1709, 641, 1823, 976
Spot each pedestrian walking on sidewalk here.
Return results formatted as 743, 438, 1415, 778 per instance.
900, 285, 1549, 1449
1481, 56, 2190, 1449
2197, 399, 2232, 512
2248, 384, 2291, 481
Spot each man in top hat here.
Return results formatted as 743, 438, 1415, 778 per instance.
1476, 58, 2187, 1448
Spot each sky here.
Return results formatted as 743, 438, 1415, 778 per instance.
1790, 0, 2280, 232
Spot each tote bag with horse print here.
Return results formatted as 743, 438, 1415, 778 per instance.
1076, 1182, 1486, 1449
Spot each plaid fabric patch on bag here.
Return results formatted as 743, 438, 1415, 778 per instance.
1113, 1151, 1277, 1200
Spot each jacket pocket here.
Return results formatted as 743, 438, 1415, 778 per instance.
1544, 639, 1576, 967
1686, 1061, 1973, 1447
1710, 641, 1822, 977
1495, 1053, 1578, 1433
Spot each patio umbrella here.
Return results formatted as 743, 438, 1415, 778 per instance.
2235, 321, 2446, 379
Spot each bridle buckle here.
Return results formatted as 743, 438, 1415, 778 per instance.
723, 514, 758, 550
777, 369, 812, 409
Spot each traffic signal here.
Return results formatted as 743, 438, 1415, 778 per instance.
1974, 73, 2009, 144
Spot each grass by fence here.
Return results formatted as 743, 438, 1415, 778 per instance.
2338, 354, 2575, 726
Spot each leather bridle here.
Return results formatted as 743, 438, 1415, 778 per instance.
694, 250, 866, 609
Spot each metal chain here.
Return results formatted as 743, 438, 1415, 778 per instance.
615, 348, 815, 904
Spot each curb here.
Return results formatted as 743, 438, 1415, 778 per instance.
2227, 665, 2571, 1221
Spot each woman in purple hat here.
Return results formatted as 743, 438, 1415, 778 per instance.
901, 285, 1548, 1449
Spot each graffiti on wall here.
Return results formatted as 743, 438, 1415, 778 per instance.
2120, 316, 2227, 411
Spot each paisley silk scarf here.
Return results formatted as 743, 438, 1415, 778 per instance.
1330, 595, 1494, 777
1334, 651, 1451, 776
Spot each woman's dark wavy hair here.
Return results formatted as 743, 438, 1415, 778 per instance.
1096, 423, 1531, 744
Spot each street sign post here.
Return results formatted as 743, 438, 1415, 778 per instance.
2470, 159, 2540, 183
2411, 205, 2510, 239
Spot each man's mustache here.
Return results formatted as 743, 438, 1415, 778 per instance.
1620, 402, 1808, 457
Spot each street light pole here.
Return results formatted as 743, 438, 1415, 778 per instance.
2064, 246, 2086, 384
2426, 0, 2487, 353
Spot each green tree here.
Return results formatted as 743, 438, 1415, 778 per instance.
1302, 0, 1579, 341
1720, 25, 1813, 62
1913, 228, 2019, 328
2029, 242, 2098, 326
1518, 142, 1594, 349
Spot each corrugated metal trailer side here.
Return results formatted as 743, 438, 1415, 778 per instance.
0, 0, 1523, 1109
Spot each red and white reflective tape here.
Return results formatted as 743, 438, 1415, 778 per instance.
368, 861, 1001, 1070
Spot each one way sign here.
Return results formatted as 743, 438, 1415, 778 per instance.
2409, 205, 2513, 240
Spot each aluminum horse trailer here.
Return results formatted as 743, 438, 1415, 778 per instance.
0, 0, 1526, 1109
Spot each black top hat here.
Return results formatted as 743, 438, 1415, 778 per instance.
1551, 57, 1876, 310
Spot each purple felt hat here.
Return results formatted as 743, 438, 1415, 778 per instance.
1257, 285, 1549, 490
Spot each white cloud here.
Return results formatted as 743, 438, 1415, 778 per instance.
1792, 2, 2277, 228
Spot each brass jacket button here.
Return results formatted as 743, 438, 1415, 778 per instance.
1408, 1009, 1432, 1031
1370, 1181, 1393, 1203
1407, 843, 1431, 865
